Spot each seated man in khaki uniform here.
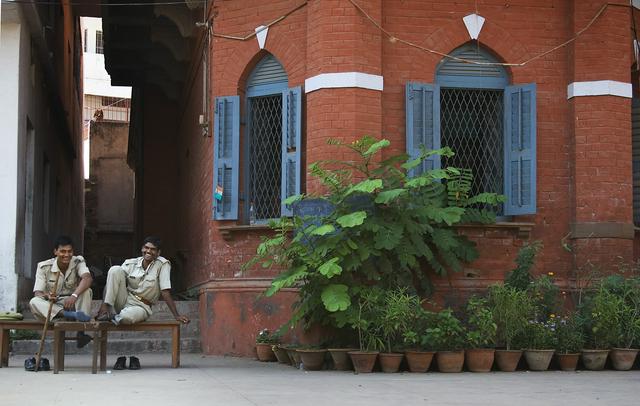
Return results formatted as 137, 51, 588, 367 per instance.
95, 236, 189, 370
29, 235, 94, 352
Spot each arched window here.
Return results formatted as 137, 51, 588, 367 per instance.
213, 54, 302, 221
406, 44, 536, 215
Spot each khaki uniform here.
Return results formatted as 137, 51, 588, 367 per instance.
103, 256, 171, 324
29, 256, 93, 321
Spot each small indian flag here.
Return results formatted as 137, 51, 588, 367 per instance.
214, 185, 224, 201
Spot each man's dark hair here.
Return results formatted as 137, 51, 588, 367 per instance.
142, 236, 162, 250
53, 235, 74, 250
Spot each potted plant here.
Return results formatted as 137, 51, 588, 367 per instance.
369, 288, 416, 373
523, 319, 557, 371
244, 136, 504, 347
348, 288, 384, 374
402, 308, 437, 373
464, 296, 497, 372
297, 345, 328, 371
605, 275, 640, 370
255, 328, 279, 362
580, 282, 619, 370
554, 313, 584, 371
427, 308, 466, 373
489, 284, 534, 371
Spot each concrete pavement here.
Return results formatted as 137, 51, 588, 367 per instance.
1, 353, 638, 406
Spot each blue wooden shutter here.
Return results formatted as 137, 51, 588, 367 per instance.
213, 96, 240, 219
504, 84, 536, 215
405, 82, 441, 176
280, 86, 302, 216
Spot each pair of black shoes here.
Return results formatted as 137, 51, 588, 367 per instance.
113, 356, 141, 370
24, 357, 49, 371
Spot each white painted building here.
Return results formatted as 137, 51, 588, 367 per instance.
0, 3, 85, 312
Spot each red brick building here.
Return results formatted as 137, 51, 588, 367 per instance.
101, 0, 640, 356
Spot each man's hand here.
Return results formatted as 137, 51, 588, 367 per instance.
63, 295, 77, 310
175, 315, 190, 324
47, 293, 58, 302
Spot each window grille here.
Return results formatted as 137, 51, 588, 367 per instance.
441, 88, 504, 199
248, 95, 283, 221
96, 30, 103, 54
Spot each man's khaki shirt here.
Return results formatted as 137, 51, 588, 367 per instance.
121, 256, 171, 304
33, 256, 90, 296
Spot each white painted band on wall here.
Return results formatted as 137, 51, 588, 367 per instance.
305, 72, 384, 93
567, 80, 632, 99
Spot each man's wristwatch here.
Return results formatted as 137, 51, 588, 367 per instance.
71, 293, 79, 298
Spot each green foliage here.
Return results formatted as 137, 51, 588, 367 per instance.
580, 283, 621, 349
424, 308, 466, 351
528, 275, 560, 321
245, 135, 503, 332
378, 288, 421, 353
465, 296, 497, 348
555, 313, 585, 354
523, 320, 557, 350
255, 328, 280, 344
583, 275, 640, 349
489, 284, 534, 350
352, 287, 385, 352
505, 241, 542, 291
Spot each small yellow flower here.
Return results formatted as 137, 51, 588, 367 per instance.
548, 272, 554, 276
550, 314, 556, 318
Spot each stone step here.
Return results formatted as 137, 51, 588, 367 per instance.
11, 337, 201, 355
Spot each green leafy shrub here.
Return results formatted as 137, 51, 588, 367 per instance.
505, 241, 542, 291
555, 313, 585, 354
465, 296, 497, 348
255, 328, 280, 344
580, 283, 621, 349
424, 308, 466, 351
489, 283, 534, 350
524, 320, 557, 350
245, 136, 503, 331
379, 288, 421, 353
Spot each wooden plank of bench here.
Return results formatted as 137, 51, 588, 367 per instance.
0, 320, 46, 368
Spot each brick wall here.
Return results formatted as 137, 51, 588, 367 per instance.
162, 0, 640, 355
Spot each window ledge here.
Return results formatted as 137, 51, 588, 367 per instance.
456, 222, 535, 239
219, 222, 535, 241
218, 224, 276, 241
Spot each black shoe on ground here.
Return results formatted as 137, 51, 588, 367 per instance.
76, 332, 93, 348
113, 356, 127, 370
24, 357, 36, 371
39, 358, 50, 371
128, 356, 141, 370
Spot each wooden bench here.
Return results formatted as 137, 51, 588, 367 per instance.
0, 319, 182, 373
53, 320, 182, 373
0, 320, 46, 368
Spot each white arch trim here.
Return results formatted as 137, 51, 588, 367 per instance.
305, 72, 383, 93
567, 80, 631, 99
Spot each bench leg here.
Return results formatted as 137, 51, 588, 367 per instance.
99, 330, 107, 371
91, 333, 98, 374
0, 329, 9, 367
53, 330, 62, 374
171, 326, 180, 368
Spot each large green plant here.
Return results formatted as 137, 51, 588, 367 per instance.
597, 275, 640, 349
465, 296, 497, 349
379, 288, 420, 353
489, 284, 534, 350
580, 283, 621, 349
245, 136, 503, 330
424, 309, 466, 351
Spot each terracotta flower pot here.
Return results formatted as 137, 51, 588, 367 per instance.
404, 350, 435, 372
348, 351, 379, 374
495, 349, 522, 372
436, 350, 465, 373
556, 353, 580, 371
465, 348, 495, 372
379, 353, 403, 373
610, 348, 639, 371
297, 349, 327, 371
255, 343, 276, 362
524, 349, 554, 371
328, 348, 356, 371
581, 349, 609, 371
272, 345, 290, 364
